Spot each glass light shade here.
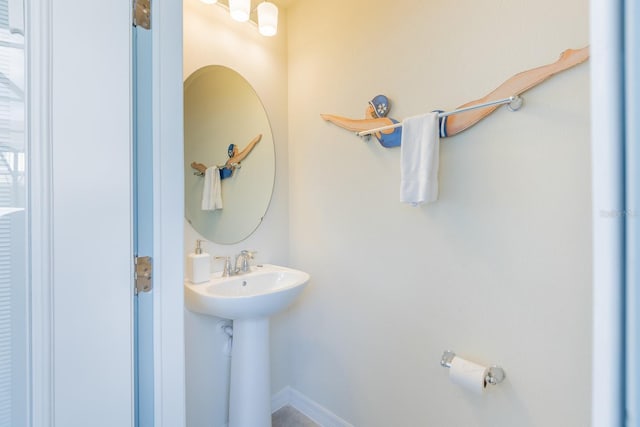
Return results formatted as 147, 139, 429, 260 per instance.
200, 0, 218, 4
229, 0, 250, 22
257, 2, 278, 36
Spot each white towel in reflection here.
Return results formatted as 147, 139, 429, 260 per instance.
201, 166, 223, 211
400, 112, 440, 206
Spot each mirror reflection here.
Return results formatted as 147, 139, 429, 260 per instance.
184, 65, 275, 244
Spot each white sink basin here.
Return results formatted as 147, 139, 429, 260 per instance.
185, 263, 310, 426
184, 264, 310, 320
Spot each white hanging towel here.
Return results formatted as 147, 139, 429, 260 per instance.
400, 112, 440, 206
201, 166, 223, 211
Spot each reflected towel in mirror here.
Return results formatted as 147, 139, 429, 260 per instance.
202, 166, 223, 211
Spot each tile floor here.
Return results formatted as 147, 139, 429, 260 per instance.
272, 405, 320, 427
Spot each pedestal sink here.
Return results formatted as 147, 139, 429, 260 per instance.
184, 264, 310, 427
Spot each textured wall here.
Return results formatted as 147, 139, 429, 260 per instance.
281, 0, 591, 425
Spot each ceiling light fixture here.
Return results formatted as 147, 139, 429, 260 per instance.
229, 0, 250, 22
257, 2, 278, 37
201, 0, 279, 37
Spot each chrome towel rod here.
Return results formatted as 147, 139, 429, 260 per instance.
357, 95, 523, 137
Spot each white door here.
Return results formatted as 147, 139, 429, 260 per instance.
48, 0, 135, 425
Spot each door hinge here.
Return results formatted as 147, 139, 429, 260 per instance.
135, 256, 153, 294
133, 0, 151, 29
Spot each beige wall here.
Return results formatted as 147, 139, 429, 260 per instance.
183, 0, 592, 425
281, 0, 591, 426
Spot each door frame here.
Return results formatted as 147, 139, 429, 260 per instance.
590, 0, 636, 426
29, 0, 54, 424
148, 0, 186, 425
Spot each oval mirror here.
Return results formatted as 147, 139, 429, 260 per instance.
184, 65, 275, 244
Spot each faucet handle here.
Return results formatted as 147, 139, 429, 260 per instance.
236, 250, 257, 273
240, 250, 257, 260
215, 256, 232, 277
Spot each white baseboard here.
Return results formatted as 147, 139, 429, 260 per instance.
271, 386, 292, 413
272, 386, 353, 427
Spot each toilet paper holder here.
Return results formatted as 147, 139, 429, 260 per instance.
440, 350, 506, 386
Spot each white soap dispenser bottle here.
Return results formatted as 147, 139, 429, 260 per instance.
186, 240, 210, 284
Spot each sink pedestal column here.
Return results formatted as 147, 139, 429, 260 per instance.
228, 317, 271, 427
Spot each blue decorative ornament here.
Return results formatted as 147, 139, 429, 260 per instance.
376, 121, 402, 147
219, 167, 233, 180
227, 143, 236, 158
369, 94, 390, 118
365, 94, 399, 147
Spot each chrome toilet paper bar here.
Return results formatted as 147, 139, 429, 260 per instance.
440, 350, 506, 386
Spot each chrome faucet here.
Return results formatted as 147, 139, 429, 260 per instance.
215, 256, 233, 277
234, 250, 255, 274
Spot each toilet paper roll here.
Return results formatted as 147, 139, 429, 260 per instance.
449, 356, 488, 394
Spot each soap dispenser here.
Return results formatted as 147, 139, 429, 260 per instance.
186, 240, 210, 284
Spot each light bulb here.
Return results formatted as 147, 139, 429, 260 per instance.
257, 2, 278, 36
229, 0, 250, 22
